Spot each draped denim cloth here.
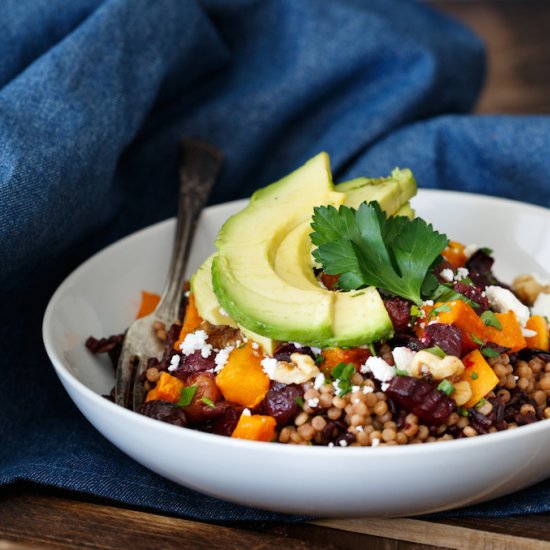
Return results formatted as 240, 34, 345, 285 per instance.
1, 0, 549, 522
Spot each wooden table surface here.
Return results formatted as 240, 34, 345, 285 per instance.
2, 2, 550, 549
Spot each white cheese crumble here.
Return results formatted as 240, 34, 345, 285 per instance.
361, 356, 396, 383
242, 408, 251, 416
422, 300, 434, 307
339, 439, 348, 447
531, 292, 550, 320
179, 330, 212, 358
463, 244, 479, 259
485, 285, 530, 326
214, 346, 233, 373
392, 347, 416, 375
167, 354, 181, 372
440, 268, 454, 282
371, 438, 380, 448
521, 328, 537, 338
251, 342, 260, 350
362, 385, 374, 394
313, 372, 325, 390
261, 357, 279, 379
184, 290, 190, 298
307, 398, 319, 408
311, 346, 322, 355
456, 267, 470, 280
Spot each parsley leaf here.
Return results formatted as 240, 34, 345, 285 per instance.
480, 310, 502, 330
311, 202, 448, 305
331, 362, 356, 397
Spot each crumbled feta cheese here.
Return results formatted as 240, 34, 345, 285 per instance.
392, 347, 416, 375
339, 439, 348, 447
361, 356, 396, 382
328, 442, 335, 448
440, 268, 454, 282
184, 290, 190, 298
307, 397, 319, 408
313, 372, 325, 390
168, 354, 181, 372
521, 327, 537, 338
261, 357, 279, 379
290, 342, 303, 348
422, 300, 434, 307
531, 292, 550, 320
485, 285, 530, 326
242, 408, 251, 416
381, 382, 390, 391
362, 385, 374, 394
332, 379, 342, 394
311, 346, 322, 354
251, 342, 260, 350
214, 346, 233, 372
456, 267, 470, 280
180, 329, 212, 358
371, 438, 380, 448
463, 244, 479, 259
356, 425, 364, 432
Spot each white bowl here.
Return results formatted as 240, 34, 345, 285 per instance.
43, 190, 550, 517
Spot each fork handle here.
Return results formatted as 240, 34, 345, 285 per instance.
155, 139, 224, 321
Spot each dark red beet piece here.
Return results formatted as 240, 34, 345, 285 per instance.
385, 376, 456, 426
384, 297, 412, 333
85, 333, 125, 369
421, 323, 463, 357
209, 403, 244, 436
452, 281, 490, 312
264, 383, 304, 426
137, 401, 188, 427
273, 343, 315, 362
172, 350, 216, 380
466, 250, 510, 290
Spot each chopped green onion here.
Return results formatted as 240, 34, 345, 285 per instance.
437, 379, 455, 396
201, 396, 216, 409
481, 347, 500, 359
424, 345, 446, 359
178, 385, 197, 407
295, 396, 305, 409
470, 372, 479, 380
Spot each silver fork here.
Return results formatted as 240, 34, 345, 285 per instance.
115, 138, 223, 410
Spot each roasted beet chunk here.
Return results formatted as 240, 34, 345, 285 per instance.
421, 323, 463, 357
385, 376, 456, 426
172, 350, 216, 380
273, 343, 315, 362
208, 403, 244, 436
138, 401, 187, 427
384, 297, 412, 333
452, 281, 489, 312
264, 383, 304, 426
85, 333, 125, 369
466, 249, 509, 290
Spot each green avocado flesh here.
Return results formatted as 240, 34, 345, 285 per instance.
195, 153, 417, 348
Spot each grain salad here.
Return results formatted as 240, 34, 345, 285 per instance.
87, 155, 550, 446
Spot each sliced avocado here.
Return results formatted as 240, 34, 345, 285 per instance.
209, 154, 417, 348
340, 168, 416, 212
395, 202, 415, 219
273, 220, 393, 346
192, 255, 280, 354
212, 153, 345, 344
191, 254, 237, 328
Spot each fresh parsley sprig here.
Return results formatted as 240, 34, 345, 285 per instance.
310, 202, 448, 306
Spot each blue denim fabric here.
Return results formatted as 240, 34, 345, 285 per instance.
0, 0, 549, 521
